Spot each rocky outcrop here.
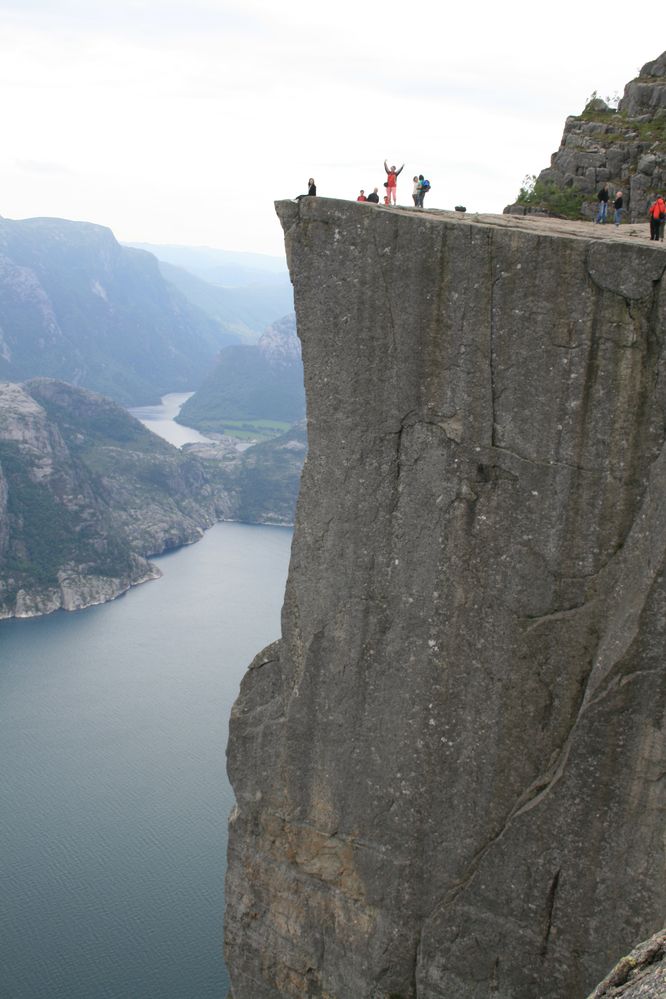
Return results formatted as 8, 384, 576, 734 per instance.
506, 51, 666, 222
587, 929, 666, 998
225, 198, 666, 998
0, 378, 232, 618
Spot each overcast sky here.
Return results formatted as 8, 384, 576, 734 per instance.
0, 0, 658, 256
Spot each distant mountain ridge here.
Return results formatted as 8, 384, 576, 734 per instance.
157, 259, 294, 343
125, 242, 288, 285
0, 216, 241, 405
177, 314, 305, 437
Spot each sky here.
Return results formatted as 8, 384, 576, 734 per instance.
0, 0, 659, 257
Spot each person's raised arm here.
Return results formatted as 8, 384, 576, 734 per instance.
396, 164, 404, 176
384, 159, 389, 174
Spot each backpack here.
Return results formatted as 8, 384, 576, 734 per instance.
422, 179, 431, 190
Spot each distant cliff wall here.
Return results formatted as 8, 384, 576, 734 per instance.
225, 199, 666, 999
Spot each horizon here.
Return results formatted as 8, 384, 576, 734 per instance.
0, 0, 658, 255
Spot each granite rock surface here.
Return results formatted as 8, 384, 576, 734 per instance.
225, 198, 666, 999
587, 929, 666, 999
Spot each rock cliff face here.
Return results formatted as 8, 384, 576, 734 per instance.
225, 198, 666, 998
506, 51, 666, 222
587, 928, 666, 999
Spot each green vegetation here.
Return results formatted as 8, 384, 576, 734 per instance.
176, 317, 305, 438
194, 418, 292, 441
516, 176, 586, 219
577, 106, 666, 148
0, 441, 132, 587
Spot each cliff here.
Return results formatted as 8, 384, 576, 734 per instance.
0, 379, 231, 619
506, 51, 666, 222
225, 198, 666, 998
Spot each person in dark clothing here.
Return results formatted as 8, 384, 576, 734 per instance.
417, 174, 431, 208
307, 178, 316, 196
366, 188, 380, 203
595, 183, 610, 223
613, 191, 623, 227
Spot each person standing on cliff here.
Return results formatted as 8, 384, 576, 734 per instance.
366, 187, 380, 203
412, 176, 420, 207
384, 160, 404, 205
613, 191, 623, 227
357, 190, 367, 202
649, 194, 666, 240
595, 183, 610, 223
418, 175, 431, 208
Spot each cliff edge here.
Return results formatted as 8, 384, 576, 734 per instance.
225, 198, 666, 998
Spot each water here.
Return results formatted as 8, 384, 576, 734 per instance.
0, 522, 292, 998
129, 392, 211, 447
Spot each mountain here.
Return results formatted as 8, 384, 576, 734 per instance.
0, 217, 237, 405
0, 378, 231, 619
225, 197, 666, 998
157, 259, 294, 342
505, 51, 666, 221
185, 420, 306, 526
125, 242, 288, 285
177, 314, 305, 439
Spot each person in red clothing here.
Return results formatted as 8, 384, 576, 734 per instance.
384, 159, 404, 205
649, 195, 666, 241
357, 190, 367, 202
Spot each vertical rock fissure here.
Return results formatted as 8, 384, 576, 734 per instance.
541, 869, 561, 959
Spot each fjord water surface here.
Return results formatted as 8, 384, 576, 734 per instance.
0, 522, 292, 999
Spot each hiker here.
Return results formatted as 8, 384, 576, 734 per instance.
357, 190, 367, 202
384, 160, 404, 205
613, 191, 623, 227
649, 194, 666, 240
295, 178, 316, 201
418, 175, 431, 208
412, 176, 420, 207
366, 188, 380, 203
595, 183, 610, 223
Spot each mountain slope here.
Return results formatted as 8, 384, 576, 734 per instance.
177, 314, 305, 437
0, 378, 231, 619
0, 217, 231, 404
158, 260, 294, 342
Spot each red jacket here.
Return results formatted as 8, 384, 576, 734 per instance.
649, 197, 665, 218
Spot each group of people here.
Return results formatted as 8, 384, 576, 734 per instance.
595, 184, 623, 226
596, 183, 666, 239
355, 161, 431, 208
